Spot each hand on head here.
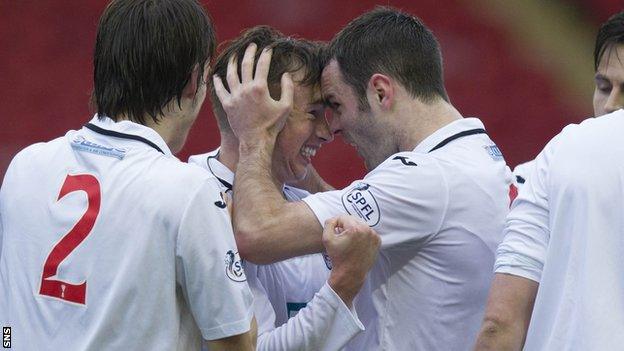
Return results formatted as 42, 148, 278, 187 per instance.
213, 43, 294, 144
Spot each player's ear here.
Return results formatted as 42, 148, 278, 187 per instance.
367, 73, 394, 110
183, 62, 209, 98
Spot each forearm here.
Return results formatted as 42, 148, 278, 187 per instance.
234, 138, 323, 263
474, 274, 538, 351
256, 282, 363, 351
474, 320, 527, 351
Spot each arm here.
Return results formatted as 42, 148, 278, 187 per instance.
473, 274, 538, 351
176, 180, 255, 342
213, 44, 325, 263
475, 129, 564, 350
207, 319, 257, 351
255, 215, 379, 350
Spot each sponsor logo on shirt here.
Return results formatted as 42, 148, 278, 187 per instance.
484, 144, 503, 161
341, 182, 380, 227
393, 155, 417, 166
71, 136, 126, 160
224, 250, 246, 282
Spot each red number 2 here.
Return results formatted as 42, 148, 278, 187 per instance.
39, 174, 101, 305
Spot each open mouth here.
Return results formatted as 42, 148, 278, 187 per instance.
300, 145, 318, 161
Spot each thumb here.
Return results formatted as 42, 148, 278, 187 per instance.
323, 217, 339, 246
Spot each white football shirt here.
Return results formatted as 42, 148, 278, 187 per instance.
303, 118, 513, 350
189, 149, 363, 350
0, 116, 253, 350
495, 111, 624, 350
512, 159, 535, 187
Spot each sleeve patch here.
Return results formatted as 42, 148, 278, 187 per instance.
224, 250, 247, 282
341, 182, 380, 227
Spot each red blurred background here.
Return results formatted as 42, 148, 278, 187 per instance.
1, 0, 621, 188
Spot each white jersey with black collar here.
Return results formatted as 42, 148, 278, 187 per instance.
303, 118, 514, 350
0, 116, 253, 350
496, 111, 624, 350
188, 149, 363, 351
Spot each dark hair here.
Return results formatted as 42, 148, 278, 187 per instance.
325, 6, 448, 110
595, 11, 624, 71
209, 26, 324, 134
93, 0, 216, 125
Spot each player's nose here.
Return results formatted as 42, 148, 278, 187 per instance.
604, 88, 624, 114
316, 115, 334, 143
326, 110, 342, 135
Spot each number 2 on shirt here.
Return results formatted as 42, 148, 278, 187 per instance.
39, 174, 101, 305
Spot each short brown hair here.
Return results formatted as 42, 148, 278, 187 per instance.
209, 26, 324, 134
326, 7, 448, 111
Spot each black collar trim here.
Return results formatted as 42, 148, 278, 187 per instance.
428, 128, 487, 153
84, 123, 165, 154
206, 152, 233, 192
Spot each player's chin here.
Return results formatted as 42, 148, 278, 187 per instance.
290, 160, 309, 181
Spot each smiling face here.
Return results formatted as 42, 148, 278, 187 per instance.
594, 43, 624, 117
271, 70, 333, 184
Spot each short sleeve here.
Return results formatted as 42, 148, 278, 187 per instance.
303, 153, 448, 249
494, 131, 564, 282
175, 179, 254, 340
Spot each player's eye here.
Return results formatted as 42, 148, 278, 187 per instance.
595, 78, 612, 93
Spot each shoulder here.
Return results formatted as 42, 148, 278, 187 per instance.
364, 150, 445, 189
187, 149, 219, 171
144, 155, 224, 204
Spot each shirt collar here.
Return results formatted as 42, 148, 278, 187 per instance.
85, 115, 173, 157
412, 117, 486, 154
205, 148, 235, 187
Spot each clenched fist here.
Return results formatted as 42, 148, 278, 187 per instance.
323, 215, 381, 306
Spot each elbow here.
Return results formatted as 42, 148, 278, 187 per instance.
474, 314, 523, 351
233, 226, 273, 265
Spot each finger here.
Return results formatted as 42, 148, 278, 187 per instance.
323, 217, 339, 244
226, 54, 240, 91
335, 214, 361, 230
279, 72, 294, 107
254, 47, 273, 84
212, 75, 230, 104
241, 43, 257, 83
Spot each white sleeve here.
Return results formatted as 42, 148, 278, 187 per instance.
176, 179, 254, 340
256, 282, 364, 351
303, 153, 447, 249
495, 132, 563, 282
513, 159, 536, 187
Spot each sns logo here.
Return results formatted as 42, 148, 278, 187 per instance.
341, 182, 380, 227
224, 250, 246, 282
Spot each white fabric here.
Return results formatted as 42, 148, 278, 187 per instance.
513, 159, 536, 187
189, 149, 364, 350
495, 111, 624, 350
0, 116, 253, 350
303, 118, 513, 350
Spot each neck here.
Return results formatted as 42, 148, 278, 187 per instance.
393, 98, 462, 152
217, 133, 240, 173
143, 117, 179, 153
